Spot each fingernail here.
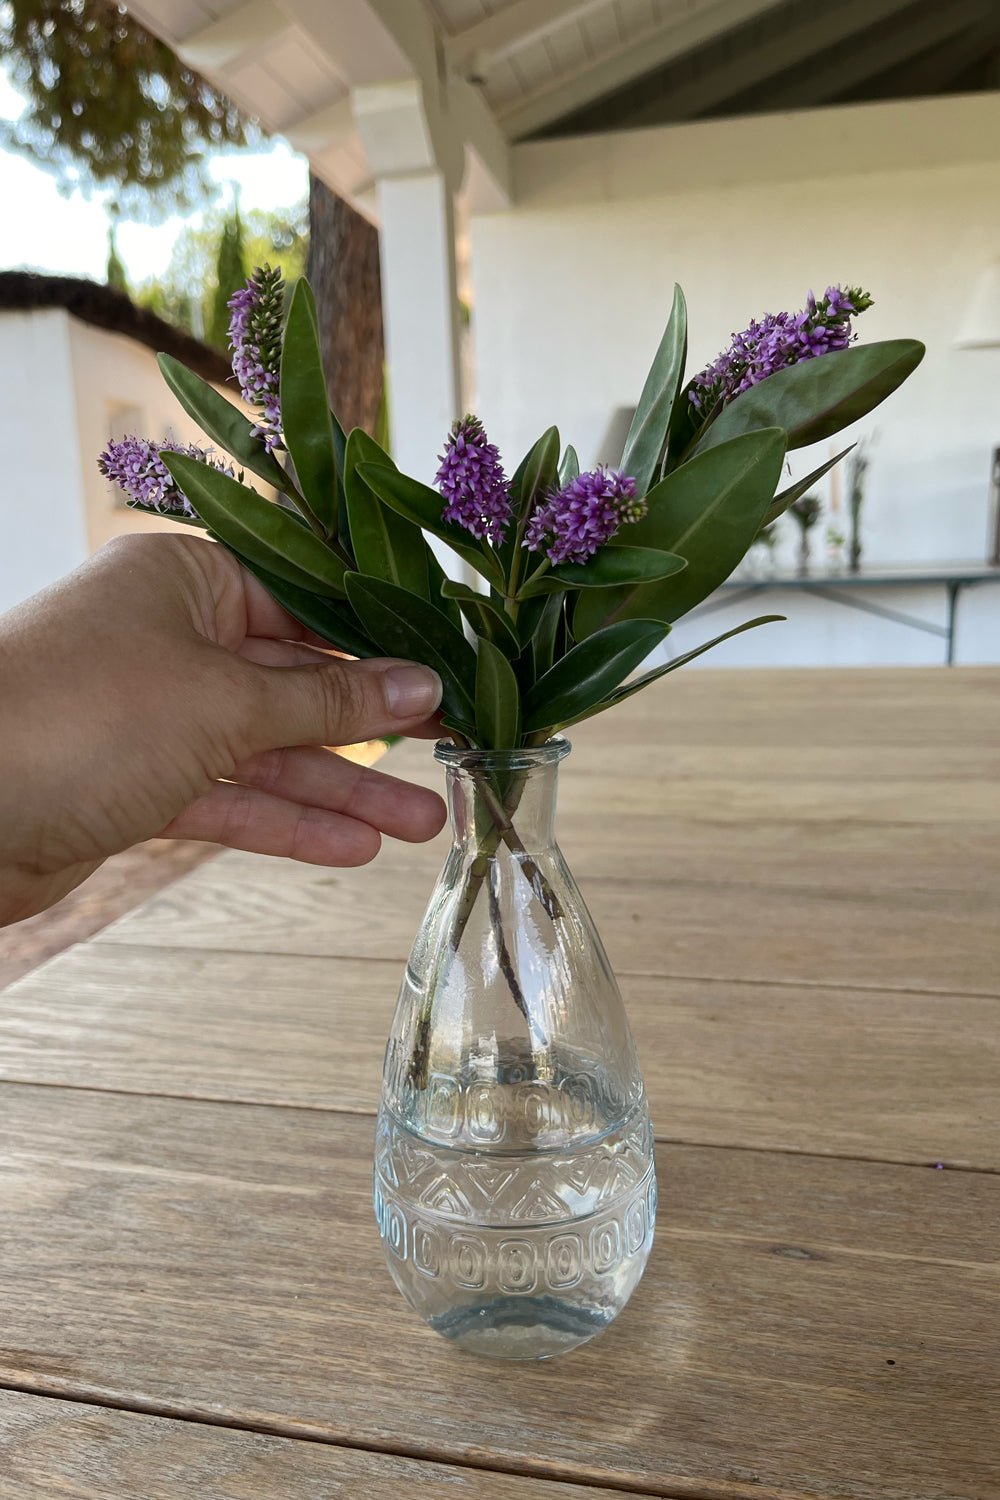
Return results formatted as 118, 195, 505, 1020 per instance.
384, 664, 442, 718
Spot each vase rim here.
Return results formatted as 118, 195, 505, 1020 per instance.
434, 736, 570, 770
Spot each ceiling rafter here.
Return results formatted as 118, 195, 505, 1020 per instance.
621, 0, 932, 127
747, 0, 996, 113
444, 0, 610, 73
173, 0, 291, 71
497, 0, 789, 137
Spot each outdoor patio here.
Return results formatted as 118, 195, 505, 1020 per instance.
2, 0, 1000, 1494
2, 666, 999, 1496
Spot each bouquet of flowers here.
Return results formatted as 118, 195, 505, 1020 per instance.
100, 271, 922, 753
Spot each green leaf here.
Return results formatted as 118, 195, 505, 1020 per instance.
441, 579, 520, 654
280, 279, 339, 533
441, 715, 478, 745
621, 284, 688, 494
501, 426, 561, 577
573, 428, 786, 638
545, 545, 687, 591
425, 552, 464, 632
696, 340, 925, 455
558, 444, 580, 486
523, 618, 668, 733
356, 463, 505, 589
531, 590, 564, 678
160, 452, 348, 597
230, 557, 380, 658
475, 637, 521, 749
156, 354, 292, 498
331, 410, 353, 558
345, 428, 430, 599
510, 426, 561, 509
515, 594, 548, 648
344, 574, 477, 722
761, 446, 853, 529
124, 498, 207, 531
557, 616, 783, 729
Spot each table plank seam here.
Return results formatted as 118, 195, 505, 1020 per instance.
1, 1074, 995, 1175
0, 1377, 740, 1500
75, 941, 1000, 1003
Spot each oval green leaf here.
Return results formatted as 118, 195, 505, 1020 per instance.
696, 339, 925, 455
573, 427, 786, 637
523, 618, 668, 733
441, 579, 520, 654
161, 451, 348, 598
356, 463, 505, 590
345, 428, 430, 600
228, 556, 380, 658
157, 354, 291, 496
559, 615, 784, 730
475, 636, 521, 750
620, 284, 688, 495
280, 279, 339, 533
344, 573, 477, 722
545, 545, 687, 591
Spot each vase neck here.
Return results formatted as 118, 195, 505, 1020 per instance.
437, 742, 568, 855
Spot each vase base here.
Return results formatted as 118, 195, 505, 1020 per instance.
429, 1292, 612, 1361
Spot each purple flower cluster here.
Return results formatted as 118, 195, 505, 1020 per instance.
228, 264, 285, 451
434, 415, 512, 545
97, 437, 232, 517
689, 285, 874, 415
524, 468, 646, 566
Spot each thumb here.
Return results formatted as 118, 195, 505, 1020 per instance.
241, 656, 443, 753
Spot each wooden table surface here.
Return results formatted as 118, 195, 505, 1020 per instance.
2, 667, 999, 1500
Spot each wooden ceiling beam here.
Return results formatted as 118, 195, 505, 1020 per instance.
173, 0, 291, 70
498, 0, 789, 137
744, 0, 997, 112
621, 0, 928, 126
444, 0, 609, 75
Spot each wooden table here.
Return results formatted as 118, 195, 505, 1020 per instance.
2, 667, 999, 1500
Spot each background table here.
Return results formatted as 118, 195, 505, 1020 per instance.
712, 563, 1000, 664
2, 667, 999, 1499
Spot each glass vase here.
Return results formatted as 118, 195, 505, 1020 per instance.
373, 739, 656, 1360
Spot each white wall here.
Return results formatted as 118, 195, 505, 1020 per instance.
66, 316, 227, 558
0, 308, 231, 614
469, 94, 1000, 664
0, 310, 89, 610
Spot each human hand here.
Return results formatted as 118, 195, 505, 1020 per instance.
0, 534, 447, 927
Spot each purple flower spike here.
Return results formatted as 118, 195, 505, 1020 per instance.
690, 284, 873, 415
524, 468, 645, 566
98, 437, 233, 517
435, 414, 512, 545
228, 264, 285, 451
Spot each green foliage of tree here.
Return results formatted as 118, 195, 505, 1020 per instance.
105, 223, 129, 294
0, 0, 261, 219
134, 203, 308, 343
206, 205, 246, 349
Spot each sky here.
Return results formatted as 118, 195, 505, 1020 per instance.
0, 67, 309, 285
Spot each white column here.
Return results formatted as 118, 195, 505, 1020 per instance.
377, 168, 463, 484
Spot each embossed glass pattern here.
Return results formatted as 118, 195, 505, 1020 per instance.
373, 741, 656, 1360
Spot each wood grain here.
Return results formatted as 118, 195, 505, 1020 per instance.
79, 667, 999, 997
1, 946, 998, 1169
90, 843, 1000, 995
0, 1086, 996, 1500
0, 1390, 627, 1499
0, 839, 214, 992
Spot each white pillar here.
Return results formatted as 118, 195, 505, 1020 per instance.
377, 168, 463, 484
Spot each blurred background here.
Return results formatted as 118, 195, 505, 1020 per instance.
2, 0, 999, 665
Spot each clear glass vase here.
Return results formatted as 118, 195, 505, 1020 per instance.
373, 739, 656, 1360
